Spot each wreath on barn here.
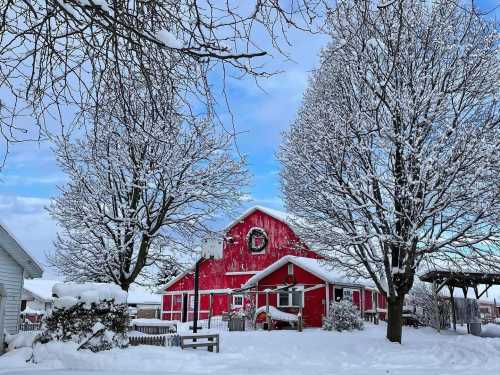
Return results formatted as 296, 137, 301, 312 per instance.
246, 227, 268, 253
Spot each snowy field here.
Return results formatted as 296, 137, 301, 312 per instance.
1, 323, 500, 375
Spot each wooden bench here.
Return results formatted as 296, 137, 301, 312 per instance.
179, 334, 219, 353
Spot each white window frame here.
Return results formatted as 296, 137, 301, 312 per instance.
287, 263, 294, 275
343, 288, 354, 302
277, 285, 304, 308
232, 294, 244, 308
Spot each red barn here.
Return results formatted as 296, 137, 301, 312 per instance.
161, 206, 386, 327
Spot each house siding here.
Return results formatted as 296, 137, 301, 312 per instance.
0, 246, 23, 348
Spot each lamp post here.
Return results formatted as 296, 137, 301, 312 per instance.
192, 257, 203, 334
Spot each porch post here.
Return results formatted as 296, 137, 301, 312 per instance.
265, 289, 271, 331
208, 293, 213, 329
325, 283, 330, 317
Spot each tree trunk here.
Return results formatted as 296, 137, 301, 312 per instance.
386, 296, 404, 343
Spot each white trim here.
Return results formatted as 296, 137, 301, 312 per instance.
325, 283, 330, 316
225, 271, 259, 276
0, 221, 43, 278
303, 284, 324, 293
164, 288, 233, 295
158, 269, 192, 292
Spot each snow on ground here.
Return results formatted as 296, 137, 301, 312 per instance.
1, 323, 500, 375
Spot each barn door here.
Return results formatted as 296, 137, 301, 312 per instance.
181, 294, 188, 323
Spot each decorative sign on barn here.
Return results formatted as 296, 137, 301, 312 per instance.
246, 227, 268, 253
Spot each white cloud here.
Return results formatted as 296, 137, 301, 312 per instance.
0, 194, 57, 274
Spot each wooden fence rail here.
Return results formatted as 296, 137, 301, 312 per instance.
19, 322, 42, 331
129, 335, 167, 347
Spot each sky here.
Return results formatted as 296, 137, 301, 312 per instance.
0, 22, 328, 276
0, 0, 498, 278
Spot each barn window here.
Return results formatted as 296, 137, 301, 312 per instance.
232, 295, 244, 308
288, 263, 294, 275
277, 286, 303, 307
343, 289, 353, 302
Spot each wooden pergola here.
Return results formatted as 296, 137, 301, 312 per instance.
420, 270, 500, 331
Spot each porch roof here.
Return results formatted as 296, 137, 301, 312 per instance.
242, 255, 366, 288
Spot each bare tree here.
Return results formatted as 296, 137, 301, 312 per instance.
48, 75, 247, 291
0, 0, 327, 167
279, 0, 499, 343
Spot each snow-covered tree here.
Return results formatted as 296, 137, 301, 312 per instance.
0, 0, 326, 167
322, 300, 363, 332
409, 284, 450, 330
48, 76, 247, 291
153, 257, 181, 288
279, 0, 499, 343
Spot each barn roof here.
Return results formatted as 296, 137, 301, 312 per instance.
242, 255, 365, 288
0, 221, 43, 278
224, 206, 294, 232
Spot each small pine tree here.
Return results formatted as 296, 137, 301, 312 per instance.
323, 300, 364, 332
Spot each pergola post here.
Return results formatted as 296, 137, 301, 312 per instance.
448, 285, 456, 331
462, 287, 470, 334
432, 280, 440, 333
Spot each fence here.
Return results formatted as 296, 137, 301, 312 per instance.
131, 324, 176, 335
19, 322, 42, 331
129, 334, 180, 347
129, 335, 167, 347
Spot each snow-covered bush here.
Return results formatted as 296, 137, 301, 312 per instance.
38, 283, 129, 352
323, 300, 363, 332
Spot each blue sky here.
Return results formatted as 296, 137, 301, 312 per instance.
0, 0, 497, 277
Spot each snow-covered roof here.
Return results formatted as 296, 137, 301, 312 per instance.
0, 221, 43, 278
23, 279, 60, 302
127, 285, 161, 305
243, 256, 364, 288
53, 282, 128, 307
255, 306, 298, 322
157, 269, 192, 292
224, 206, 293, 232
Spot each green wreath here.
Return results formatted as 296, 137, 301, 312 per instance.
247, 227, 268, 252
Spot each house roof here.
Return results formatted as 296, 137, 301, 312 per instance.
23, 279, 59, 302
0, 221, 43, 278
127, 285, 161, 305
243, 255, 366, 288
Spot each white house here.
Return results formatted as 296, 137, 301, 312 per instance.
125, 285, 162, 319
0, 222, 43, 351
21, 279, 59, 322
